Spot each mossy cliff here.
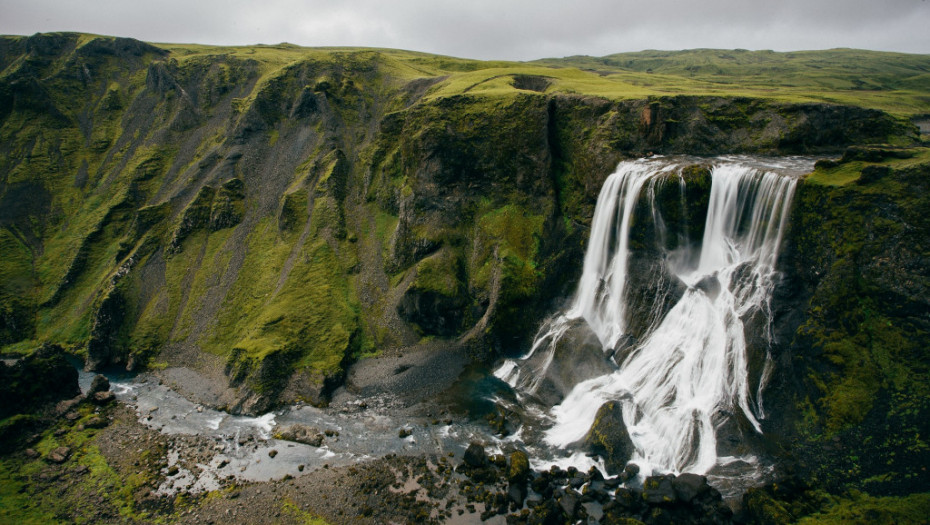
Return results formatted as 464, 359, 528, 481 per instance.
0, 33, 923, 413
749, 148, 930, 522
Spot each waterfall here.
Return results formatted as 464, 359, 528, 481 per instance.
496, 156, 801, 477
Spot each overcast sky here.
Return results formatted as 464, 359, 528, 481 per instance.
1, 0, 928, 61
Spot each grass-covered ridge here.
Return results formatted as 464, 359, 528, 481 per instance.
535, 48, 930, 118
0, 31, 927, 414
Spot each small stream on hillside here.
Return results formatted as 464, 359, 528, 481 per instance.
78, 155, 816, 501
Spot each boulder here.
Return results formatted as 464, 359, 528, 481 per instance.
83, 415, 108, 429
671, 472, 711, 503
463, 442, 488, 468
519, 318, 617, 405
89, 374, 110, 394
555, 488, 581, 519
90, 391, 116, 405
583, 401, 636, 474
507, 450, 530, 483
643, 474, 677, 505
507, 481, 527, 506
47, 446, 71, 464
274, 424, 324, 447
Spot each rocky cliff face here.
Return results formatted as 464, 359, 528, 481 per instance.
0, 33, 920, 414
750, 148, 930, 517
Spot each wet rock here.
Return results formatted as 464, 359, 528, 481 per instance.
671, 472, 711, 503
569, 474, 586, 489
643, 474, 677, 505
586, 465, 604, 483
620, 462, 640, 482
47, 446, 71, 464
463, 442, 488, 468
614, 486, 643, 511
584, 401, 635, 474
555, 488, 581, 519
693, 273, 722, 300
274, 424, 324, 447
89, 374, 110, 394
518, 319, 617, 405
507, 451, 530, 483
507, 481, 527, 506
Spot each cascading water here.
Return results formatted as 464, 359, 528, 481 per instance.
497, 156, 804, 479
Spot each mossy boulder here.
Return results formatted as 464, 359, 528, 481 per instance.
584, 401, 635, 474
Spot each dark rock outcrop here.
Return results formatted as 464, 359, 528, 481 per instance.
584, 401, 636, 474
0, 344, 80, 419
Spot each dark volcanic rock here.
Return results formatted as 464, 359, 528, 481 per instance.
463, 442, 489, 468
0, 344, 80, 419
508, 450, 530, 483
671, 472, 711, 503
89, 374, 110, 394
643, 474, 677, 505
584, 401, 635, 474
90, 391, 116, 405
526, 318, 617, 405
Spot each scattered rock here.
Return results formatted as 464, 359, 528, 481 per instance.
463, 442, 488, 468
643, 474, 677, 504
671, 472, 711, 503
89, 374, 110, 394
507, 450, 530, 483
274, 424, 324, 447
55, 396, 83, 416
84, 415, 109, 429
47, 446, 71, 464
584, 401, 635, 473
268, 449, 278, 458
91, 391, 116, 405
398, 428, 412, 439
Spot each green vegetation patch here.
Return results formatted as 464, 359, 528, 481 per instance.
209, 219, 358, 393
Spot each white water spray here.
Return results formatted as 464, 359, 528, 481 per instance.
497, 157, 801, 476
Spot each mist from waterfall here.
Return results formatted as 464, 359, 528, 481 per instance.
496, 156, 802, 477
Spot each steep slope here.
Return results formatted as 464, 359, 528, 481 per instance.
0, 33, 921, 414
742, 147, 930, 521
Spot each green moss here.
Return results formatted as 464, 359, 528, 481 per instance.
412, 249, 464, 297
279, 189, 309, 235
0, 228, 36, 344
281, 500, 333, 524
208, 218, 359, 392
797, 491, 930, 525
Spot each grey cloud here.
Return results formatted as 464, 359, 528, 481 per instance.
0, 0, 927, 60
